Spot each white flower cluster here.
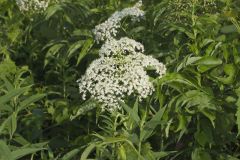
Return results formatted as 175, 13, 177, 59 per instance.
93, 0, 144, 43
99, 37, 144, 57
77, 1, 166, 111
78, 40, 166, 110
16, 0, 50, 12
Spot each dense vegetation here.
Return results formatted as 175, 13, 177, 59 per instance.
0, 0, 240, 159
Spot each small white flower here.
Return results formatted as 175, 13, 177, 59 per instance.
93, 1, 144, 43
16, 0, 51, 12
99, 37, 144, 57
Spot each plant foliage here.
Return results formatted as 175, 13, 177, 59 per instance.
0, 0, 240, 159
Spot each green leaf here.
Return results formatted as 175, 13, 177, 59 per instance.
70, 99, 97, 120
233, 47, 240, 65
98, 136, 145, 160
194, 131, 212, 147
141, 106, 166, 141
195, 56, 222, 66
0, 115, 12, 135
172, 90, 217, 126
0, 140, 14, 160
133, 99, 139, 118
175, 114, 189, 132
62, 148, 81, 160
45, 4, 62, 20
231, 18, 240, 34
1, 75, 14, 90
0, 112, 18, 138
192, 148, 212, 160
184, 90, 216, 110
80, 143, 96, 160
165, 119, 173, 138
235, 88, 240, 135
200, 110, 216, 127
118, 145, 126, 160
195, 56, 222, 73
221, 25, 238, 33
7, 26, 21, 43
101, 137, 125, 144
219, 154, 240, 160
67, 40, 84, 58
120, 101, 140, 125
44, 43, 65, 67
8, 112, 17, 138
17, 94, 46, 112
153, 151, 176, 159
159, 73, 203, 93
216, 64, 237, 85
72, 29, 92, 37
0, 104, 12, 112
200, 39, 214, 48
13, 134, 30, 146
12, 147, 45, 159
0, 86, 30, 105
177, 56, 202, 71
169, 25, 195, 39
77, 38, 94, 65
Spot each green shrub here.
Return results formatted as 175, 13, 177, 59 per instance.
0, 0, 240, 159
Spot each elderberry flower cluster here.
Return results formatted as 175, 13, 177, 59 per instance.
77, 1, 166, 111
78, 49, 166, 110
93, 0, 144, 43
99, 37, 144, 57
16, 0, 50, 12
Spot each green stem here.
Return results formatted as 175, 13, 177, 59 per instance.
138, 143, 141, 160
